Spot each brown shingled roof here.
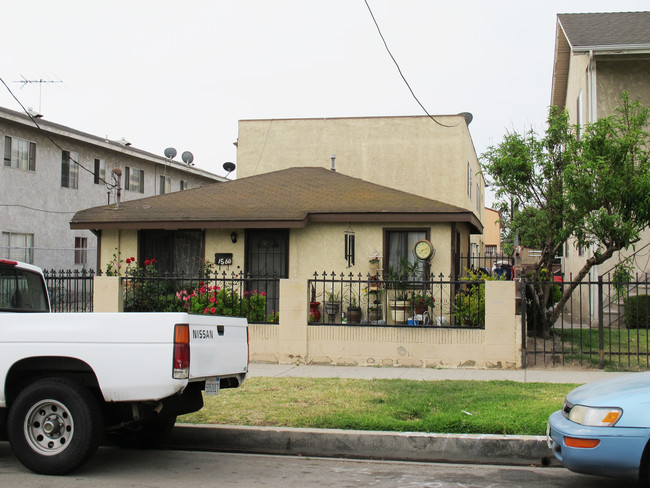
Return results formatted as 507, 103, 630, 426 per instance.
71, 167, 482, 233
558, 12, 650, 49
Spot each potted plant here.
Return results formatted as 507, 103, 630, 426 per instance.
409, 290, 435, 315
309, 284, 321, 323
368, 304, 383, 322
324, 288, 341, 322
346, 294, 362, 324
368, 255, 381, 271
386, 258, 418, 324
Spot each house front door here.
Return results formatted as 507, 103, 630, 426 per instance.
245, 229, 289, 317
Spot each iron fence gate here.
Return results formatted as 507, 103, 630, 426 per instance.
42, 269, 95, 313
523, 274, 650, 370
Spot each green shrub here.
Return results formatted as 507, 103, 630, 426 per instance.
625, 295, 650, 329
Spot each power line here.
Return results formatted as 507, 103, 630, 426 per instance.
0, 204, 76, 215
363, 0, 460, 128
0, 75, 118, 190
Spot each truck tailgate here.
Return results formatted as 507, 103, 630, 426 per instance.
187, 315, 248, 379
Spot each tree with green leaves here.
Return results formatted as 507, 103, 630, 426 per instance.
481, 93, 650, 337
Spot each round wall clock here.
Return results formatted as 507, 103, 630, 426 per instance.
414, 239, 435, 261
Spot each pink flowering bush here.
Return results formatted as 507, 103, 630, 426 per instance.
175, 283, 267, 321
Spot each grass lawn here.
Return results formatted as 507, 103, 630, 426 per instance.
561, 328, 650, 370
179, 377, 577, 436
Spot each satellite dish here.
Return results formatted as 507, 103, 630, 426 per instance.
182, 151, 194, 165
223, 162, 236, 173
164, 147, 177, 159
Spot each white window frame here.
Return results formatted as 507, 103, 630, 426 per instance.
125, 166, 144, 193
74, 236, 88, 265
2, 232, 35, 263
4, 135, 36, 171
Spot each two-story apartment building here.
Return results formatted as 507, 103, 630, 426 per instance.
0, 106, 224, 270
551, 12, 650, 284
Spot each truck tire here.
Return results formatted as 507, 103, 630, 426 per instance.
105, 415, 177, 449
7, 377, 102, 475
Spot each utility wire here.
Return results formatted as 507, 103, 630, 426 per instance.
363, 0, 460, 128
0, 203, 76, 215
0, 75, 118, 190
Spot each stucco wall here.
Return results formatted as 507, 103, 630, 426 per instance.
236, 115, 484, 225
249, 280, 521, 369
1, 114, 221, 271
93, 276, 523, 369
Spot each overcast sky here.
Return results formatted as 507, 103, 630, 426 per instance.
2, 1, 648, 190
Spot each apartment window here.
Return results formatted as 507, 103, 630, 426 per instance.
4, 135, 36, 171
74, 237, 88, 265
485, 245, 497, 257
160, 175, 171, 195
385, 229, 427, 280
2, 232, 34, 263
180, 180, 188, 191
467, 162, 472, 199
61, 150, 79, 189
476, 184, 480, 211
94, 158, 106, 184
125, 166, 144, 193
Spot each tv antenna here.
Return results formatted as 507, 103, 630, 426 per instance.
13, 75, 63, 113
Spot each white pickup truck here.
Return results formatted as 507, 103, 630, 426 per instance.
0, 259, 249, 475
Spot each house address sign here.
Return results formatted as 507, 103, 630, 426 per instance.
214, 253, 233, 266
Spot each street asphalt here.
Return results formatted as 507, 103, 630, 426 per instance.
163, 363, 626, 467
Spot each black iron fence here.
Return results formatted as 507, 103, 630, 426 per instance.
121, 271, 279, 324
308, 271, 485, 328
42, 269, 95, 313
523, 273, 650, 370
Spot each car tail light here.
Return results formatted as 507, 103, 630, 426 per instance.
564, 437, 601, 449
173, 323, 190, 379
0, 259, 18, 266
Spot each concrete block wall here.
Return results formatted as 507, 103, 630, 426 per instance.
95, 277, 522, 369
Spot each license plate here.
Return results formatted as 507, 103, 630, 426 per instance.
205, 377, 220, 396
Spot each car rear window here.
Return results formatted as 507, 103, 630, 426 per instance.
0, 266, 49, 312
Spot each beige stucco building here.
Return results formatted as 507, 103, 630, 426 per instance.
551, 12, 650, 289
236, 114, 485, 227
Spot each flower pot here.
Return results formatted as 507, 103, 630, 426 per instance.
347, 306, 362, 324
414, 303, 427, 315
324, 301, 340, 321
368, 308, 383, 322
390, 300, 408, 324
309, 301, 321, 322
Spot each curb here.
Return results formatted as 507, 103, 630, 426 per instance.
164, 424, 559, 467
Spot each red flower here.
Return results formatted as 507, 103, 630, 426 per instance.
209, 296, 216, 303
144, 259, 151, 266
210, 307, 216, 314
125, 258, 132, 264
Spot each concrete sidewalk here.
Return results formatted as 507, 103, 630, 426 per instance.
163, 363, 625, 467
247, 362, 625, 384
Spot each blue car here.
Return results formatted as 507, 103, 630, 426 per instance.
547, 372, 650, 482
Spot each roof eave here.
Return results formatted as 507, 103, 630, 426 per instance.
571, 45, 650, 54
71, 211, 484, 234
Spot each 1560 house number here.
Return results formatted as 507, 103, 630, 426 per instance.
214, 253, 233, 266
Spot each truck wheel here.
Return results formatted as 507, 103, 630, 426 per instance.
105, 416, 177, 449
7, 377, 102, 475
